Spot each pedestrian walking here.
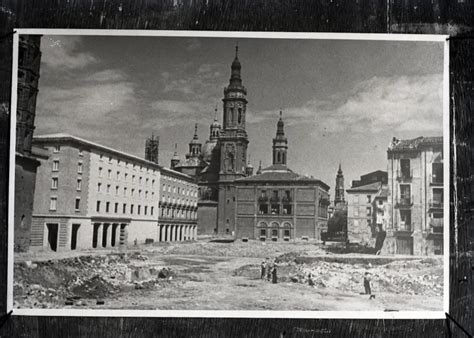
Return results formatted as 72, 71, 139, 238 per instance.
260, 260, 266, 279
364, 272, 375, 299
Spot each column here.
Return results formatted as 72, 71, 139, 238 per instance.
171, 225, 176, 242
187, 226, 191, 240
114, 224, 120, 247
106, 223, 113, 248
194, 225, 197, 240
160, 224, 165, 242
96, 223, 103, 249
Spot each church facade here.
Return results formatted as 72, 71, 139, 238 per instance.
171, 47, 330, 239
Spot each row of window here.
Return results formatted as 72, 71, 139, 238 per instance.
97, 182, 155, 199
98, 167, 156, 187
98, 154, 158, 175
161, 183, 197, 197
96, 200, 154, 216
160, 207, 197, 219
51, 177, 83, 191
49, 196, 81, 211
52, 159, 83, 173
160, 196, 197, 206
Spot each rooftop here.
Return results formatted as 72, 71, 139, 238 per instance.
388, 136, 443, 152
346, 181, 382, 193
33, 133, 195, 182
235, 164, 329, 190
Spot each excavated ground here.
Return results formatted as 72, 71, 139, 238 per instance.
13, 240, 443, 311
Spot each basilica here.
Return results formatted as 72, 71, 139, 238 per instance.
171, 47, 330, 240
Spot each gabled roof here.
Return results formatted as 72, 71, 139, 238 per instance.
346, 181, 382, 193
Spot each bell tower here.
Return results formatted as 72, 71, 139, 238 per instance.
272, 110, 288, 166
335, 164, 345, 206
217, 45, 249, 235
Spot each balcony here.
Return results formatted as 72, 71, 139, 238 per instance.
430, 174, 443, 186
395, 195, 414, 208
429, 218, 444, 235
396, 169, 413, 182
429, 199, 444, 211
394, 222, 413, 234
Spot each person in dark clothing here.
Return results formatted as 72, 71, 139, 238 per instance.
364, 272, 371, 295
272, 264, 278, 284
261, 261, 266, 279
267, 261, 272, 281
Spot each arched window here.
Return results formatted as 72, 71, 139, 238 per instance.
282, 152, 286, 164
238, 108, 242, 123
277, 152, 281, 163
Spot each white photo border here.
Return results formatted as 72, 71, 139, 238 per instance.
8, 29, 450, 319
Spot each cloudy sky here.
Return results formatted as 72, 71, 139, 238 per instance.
34, 35, 445, 196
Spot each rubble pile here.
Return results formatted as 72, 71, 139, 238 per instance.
154, 241, 321, 258
14, 253, 176, 308
288, 259, 443, 297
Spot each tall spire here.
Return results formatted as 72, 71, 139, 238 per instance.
229, 43, 242, 88
335, 164, 345, 205
193, 123, 198, 139
272, 110, 288, 165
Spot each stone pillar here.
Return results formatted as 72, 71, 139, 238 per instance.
171, 225, 176, 242
115, 224, 120, 247
96, 223, 103, 249
106, 223, 113, 248
194, 225, 197, 240
159, 224, 164, 242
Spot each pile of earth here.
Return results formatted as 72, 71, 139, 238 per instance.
14, 253, 176, 308
288, 258, 443, 297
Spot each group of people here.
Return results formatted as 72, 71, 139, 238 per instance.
261, 258, 278, 284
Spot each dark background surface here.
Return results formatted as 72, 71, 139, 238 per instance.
0, 1, 473, 337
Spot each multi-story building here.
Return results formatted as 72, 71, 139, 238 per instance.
384, 136, 444, 255
30, 134, 197, 252
158, 168, 198, 242
346, 181, 383, 245
233, 113, 330, 241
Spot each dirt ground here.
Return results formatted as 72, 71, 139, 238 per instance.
13, 240, 444, 311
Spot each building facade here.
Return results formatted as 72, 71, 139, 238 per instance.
233, 113, 330, 240
158, 168, 198, 243
346, 170, 388, 245
384, 136, 444, 255
30, 134, 197, 252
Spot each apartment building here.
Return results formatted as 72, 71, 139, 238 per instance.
385, 136, 444, 255
30, 134, 197, 252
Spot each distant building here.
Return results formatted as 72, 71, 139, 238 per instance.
351, 170, 388, 188
233, 113, 330, 241
30, 134, 197, 252
145, 134, 159, 164
158, 168, 198, 243
14, 35, 45, 252
346, 181, 384, 245
384, 136, 444, 255
325, 165, 348, 240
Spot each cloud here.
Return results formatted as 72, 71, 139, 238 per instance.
36, 68, 136, 139
249, 74, 443, 135
41, 36, 97, 70
162, 62, 223, 99
149, 100, 211, 127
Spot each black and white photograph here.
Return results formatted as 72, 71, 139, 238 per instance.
9, 31, 449, 316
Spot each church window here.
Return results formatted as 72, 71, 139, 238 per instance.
238, 108, 242, 123
277, 152, 281, 163
282, 153, 286, 164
